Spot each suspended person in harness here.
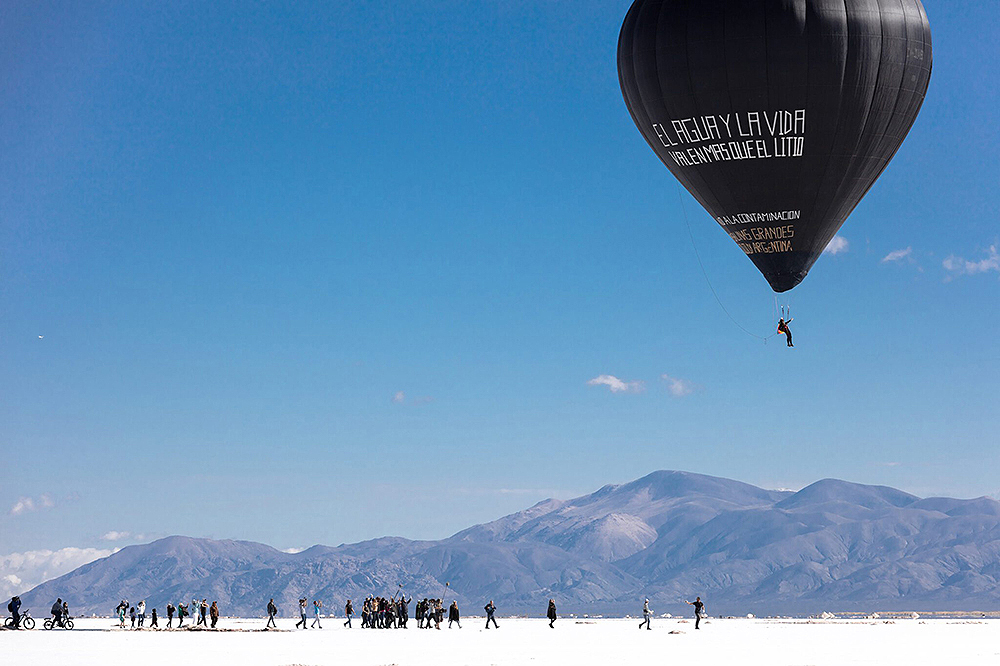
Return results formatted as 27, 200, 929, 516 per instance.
777, 317, 794, 347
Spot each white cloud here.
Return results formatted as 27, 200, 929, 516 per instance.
882, 247, 913, 263
586, 374, 645, 394
0, 547, 114, 598
282, 547, 305, 554
8, 494, 58, 516
823, 235, 849, 255
943, 245, 999, 278
9, 497, 35, 515
661, 374, 695, 397
391, 391, 433, 406
100, 531, 131, 542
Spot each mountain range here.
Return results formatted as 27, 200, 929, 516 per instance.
20, 471, 1000, 616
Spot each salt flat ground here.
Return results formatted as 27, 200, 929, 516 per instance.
5, 616, 999, 666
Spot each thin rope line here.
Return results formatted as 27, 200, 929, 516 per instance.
676, 186, 777, 342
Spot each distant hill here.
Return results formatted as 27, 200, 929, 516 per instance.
20, 471, 1000, 616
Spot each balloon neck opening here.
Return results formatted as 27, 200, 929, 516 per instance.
767, 272, 806, 293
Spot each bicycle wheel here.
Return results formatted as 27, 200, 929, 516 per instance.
44, 618, 54, 630
23, 616, 35, 630
3, 617, 13, 629
65, 619, 75, 630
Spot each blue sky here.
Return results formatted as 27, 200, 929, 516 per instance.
1, 0, 997, 568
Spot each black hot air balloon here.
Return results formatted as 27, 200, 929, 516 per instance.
618, 0, 932, 292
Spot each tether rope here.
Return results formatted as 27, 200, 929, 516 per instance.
676, 185, 779, 343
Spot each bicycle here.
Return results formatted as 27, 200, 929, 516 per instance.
4, 608, 36, 630
44, 615, 75, 630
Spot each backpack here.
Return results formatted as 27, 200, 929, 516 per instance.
6, 600, 12, 613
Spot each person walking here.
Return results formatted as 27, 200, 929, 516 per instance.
448, 601, 461, 629
8, 596, 22, 629
192, 598, 199, 625
484, 600, 498, 629
639, 598, 652, 630
198, 599, 208, 626
150, 607, 159, 628
166, 603, 175, 628
266, 599, 278, 629
48, 598, 61, 628
295, 597, 308, 629
210, 601, 219, 628
137, 600, 146, 627
686, 596, 706, 630
117, 600, 128, 627
311, 600, 323, 629
546, 599, 557, 628
344, 599, 353, 628
129, 606, 136, 629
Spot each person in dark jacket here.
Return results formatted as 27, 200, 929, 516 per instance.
398, 596, 410, 628
166, 603, 175, 628
546, 599, 557, 628
8, 596, 22, 629
484, 600, 498, 629
51, 598, 64, 628
177, 603, 186, 627
266, 599, 277, 628
686, 596, 706, 629
777, 317, 794, 347
210, 601, 219, 628
448, 601, 461, 629
198, 599, 208, 626
344, 599, 353, 628
150, 607, 159, 628
130, 606, 136, 628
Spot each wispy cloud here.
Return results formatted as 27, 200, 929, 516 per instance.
823, 235, 849, 255
587, 374, 645, 394
8, 494, 55, 516
452, 487, 567, 498
882, 247, 913, 263
100, 531, 132, 542
943, 245, 999, 278
282, 547, 305, 554
661, 374, 695, 397
0, 547, 115, 598
392, 391, 433, 406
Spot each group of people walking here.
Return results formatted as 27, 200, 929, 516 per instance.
266, 595, 480, 630
361, 595, 412, 629
7, 592, 707, 632
113, 598, 219, 629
